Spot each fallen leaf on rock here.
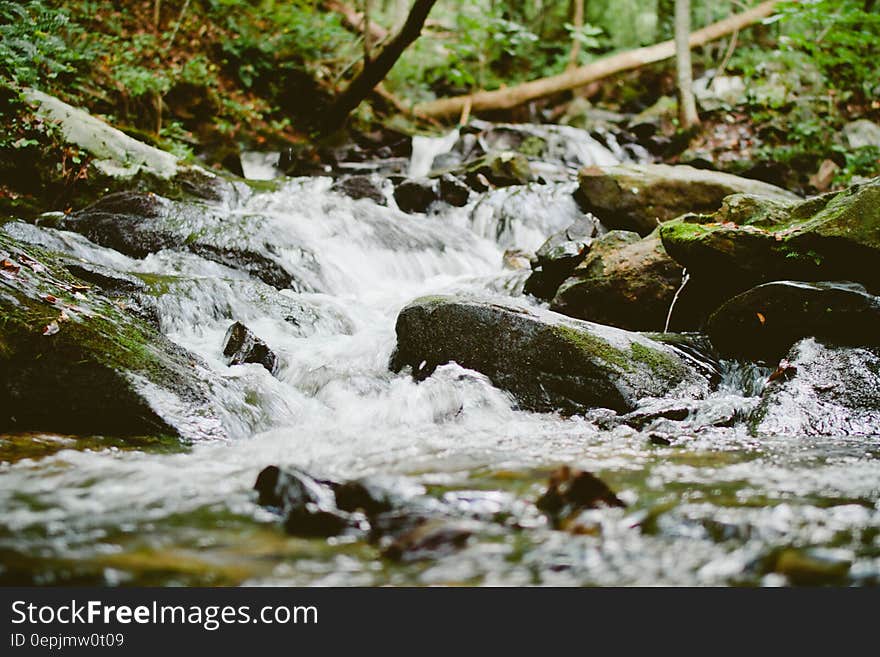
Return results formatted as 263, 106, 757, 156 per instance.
42, 322, 60, 336
756, 312, 766, 326
768, 359, 797, 383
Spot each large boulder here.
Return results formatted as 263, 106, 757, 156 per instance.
660, 178, 880, 295
707, 281, 880, 362
753, 339, 880, 437
578, 163, 798, 235
47, 191, 316, 290
0, 230, 229, 440
549, 229, 689, 331
389, 296, 708, 413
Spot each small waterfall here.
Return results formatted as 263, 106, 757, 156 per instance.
408, 129, 460, 177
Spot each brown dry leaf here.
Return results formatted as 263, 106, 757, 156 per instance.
42, 322, 60, 336
768, 359, 797, 383
1, 258, 20, 273
41, 294, 58, 305
756, 312, 766, 325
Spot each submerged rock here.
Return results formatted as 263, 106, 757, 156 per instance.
578, 163, 798, 235
523, 214, 600, 300
0, 231, 229, 440
381, 520, 476, 562
660, 178, 880, 294
389, 296, 707, 413
753, 339, 880, 437
330, 175, 387, 205
49, 191, 313, 290
253, 466, 365, 537
549, 229, 689, 331
707, 281, 880, 362
536, 466, 625, 521
222, 321, 279, 375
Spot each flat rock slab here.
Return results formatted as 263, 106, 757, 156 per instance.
579, 163, 798, 235
390, 296, 707, 414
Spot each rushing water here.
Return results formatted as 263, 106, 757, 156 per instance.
1, 134, 879, 586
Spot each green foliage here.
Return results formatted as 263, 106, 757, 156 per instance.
777, 0, 880, 99
0, 1, 95, 87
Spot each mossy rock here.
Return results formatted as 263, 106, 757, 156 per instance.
660, 177, 880, 295
578, 163, 799, 235
0, 229, 229, 440
389, 296, 707, 413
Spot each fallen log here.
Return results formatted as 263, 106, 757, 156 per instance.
413, 0, 784, 120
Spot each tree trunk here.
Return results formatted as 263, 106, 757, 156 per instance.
320, 0, 437, 134
414, 0, 781, 119
567, 0, 585, 70
675, 0, 699, 128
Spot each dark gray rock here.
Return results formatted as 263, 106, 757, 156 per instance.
389, 296, 708, 413
394, 178, 438, 213
753, 339, 880, 437
331, 175, 386, 205
707, 281, 880, 362
253, 466, 365, 537
437, 173, 470, 207
222, 321, 279, 375
49, 191, 313, 290
524, 214, 600, 300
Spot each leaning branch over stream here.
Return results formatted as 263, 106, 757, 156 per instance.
413, 0, 784, 120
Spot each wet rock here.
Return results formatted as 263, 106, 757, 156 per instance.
0, 231, 229, 440
437, 173, 470, 207
393, 178, 438, 213
381, 519, 476, 562
536, 466, 625, 527
753, 339, 880, 437
50, 191, 310, 290
707, 281, 880, 362
330, 175, 387, 205
222, 321, 279, 375
660, 177, 880, 295
332, 478, 399, 516
63, 262, 147, 295
549, 229, 690, 331
578, 163, 798, 235
390, 296, 708, 413
462, 151, 534, 190
523, 214, 600, 300
253, 466, 365, 537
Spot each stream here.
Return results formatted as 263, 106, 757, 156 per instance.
1, 132, 879, 586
